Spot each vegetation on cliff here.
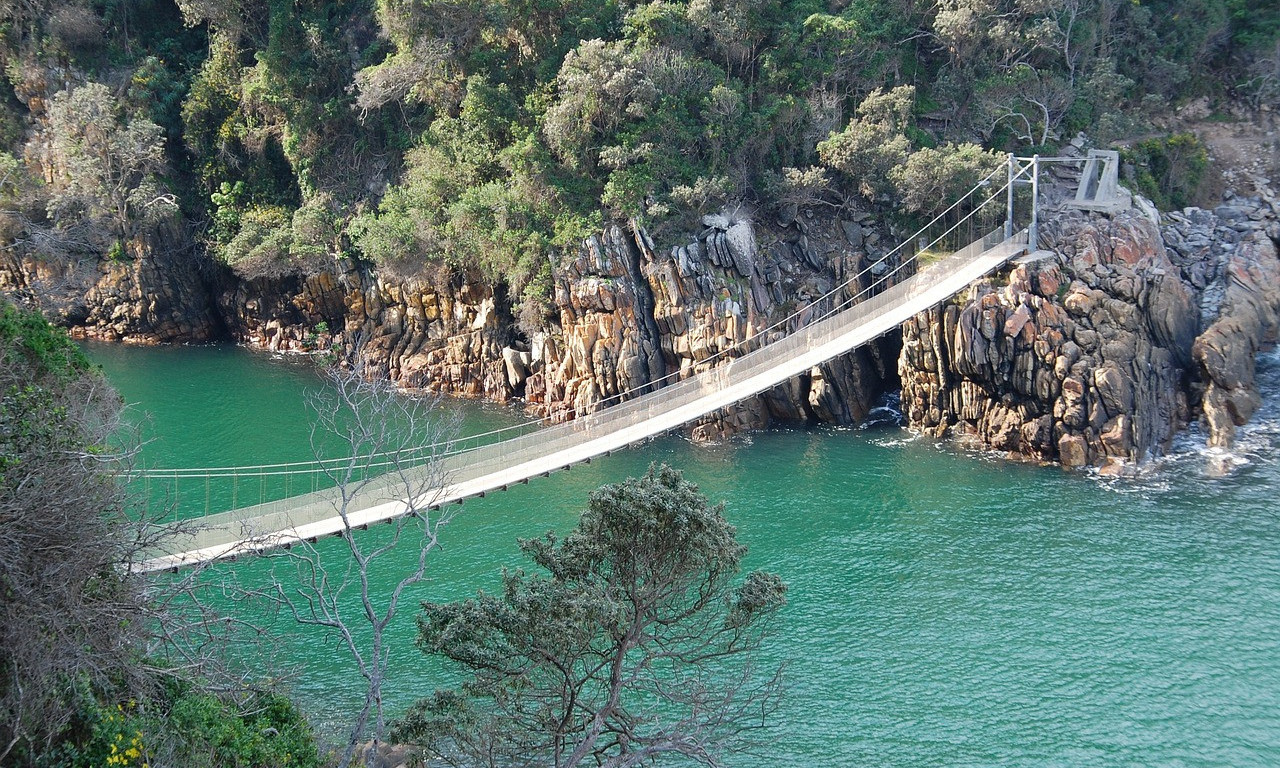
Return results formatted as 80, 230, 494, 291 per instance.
0, 0, 1275, 318
0, 300, 323, 767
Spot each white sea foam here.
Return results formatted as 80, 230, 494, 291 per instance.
869, 433, 922, 448
1118, 347, 1280, 486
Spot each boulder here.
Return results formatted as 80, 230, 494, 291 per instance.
897, 204, 1274, 466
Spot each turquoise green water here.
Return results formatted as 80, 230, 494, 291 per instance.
88, 343, 1280, 766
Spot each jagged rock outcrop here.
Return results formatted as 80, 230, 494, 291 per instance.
221, 263, 517, 398
526, 212, 898, 439
1165, 199, 1280, 447
526, 225, 666, 423
900, 189, 1280, 468
901, 212, 1190, 469
0, 229, 220, 343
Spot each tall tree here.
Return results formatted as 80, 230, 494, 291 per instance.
396, 463, 787, 768
256, 361, 462, 768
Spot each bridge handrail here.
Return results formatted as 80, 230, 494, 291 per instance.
140, 162, 1014, 480
164, 224, 1024, 545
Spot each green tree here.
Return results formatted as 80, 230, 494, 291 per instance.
889, 142, 1004, 217
817, 85, 914, 201
396, 464, 787, 768
41, 82, 176, 249
1123, 132, 1210, 210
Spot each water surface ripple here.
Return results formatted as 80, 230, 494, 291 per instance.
89, 344, 1280, 766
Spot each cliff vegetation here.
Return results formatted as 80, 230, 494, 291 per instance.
0, 0, 1277, 453
0, 0, 1274, 298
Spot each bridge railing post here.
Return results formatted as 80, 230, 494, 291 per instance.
1005, 152, 1015, 240
1028, 154, 1040, 252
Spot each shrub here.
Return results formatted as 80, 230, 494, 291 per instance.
1122, 133, 1210, 210
51, 687, 323, 768
889, 142, 1004, 217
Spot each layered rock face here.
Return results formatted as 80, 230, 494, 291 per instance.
1168, 201, 1280, 447
0, 203, 898, 435
204, 209, 901, 433
220, 263, 517, 398
206, 212, 900, 439
0, 229, 221, 343
10, 173, 1275, 467
525, 225, 666, 423
900, 192, 1280, 468
526, 215, 898, 439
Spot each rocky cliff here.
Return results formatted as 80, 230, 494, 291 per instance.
5, 170, 1278, 468
0, 200, 903, 440
199, 208, 904, 441
527, 216, 898, 440
1175, 203, 1280, 448
219, 261, 520, 398
0, 226, 221, 343
898, 190, 1280, 470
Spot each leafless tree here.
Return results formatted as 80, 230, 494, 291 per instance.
979, 64, 1075, 146
253, 360, 462, 768
1240, 39, 1280, 110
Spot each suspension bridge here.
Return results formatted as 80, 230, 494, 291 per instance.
138, 153, 1120, 572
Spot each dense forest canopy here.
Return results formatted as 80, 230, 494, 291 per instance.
0, 0, 1275, 315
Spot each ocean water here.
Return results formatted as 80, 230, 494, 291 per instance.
88, 343, 1280, 766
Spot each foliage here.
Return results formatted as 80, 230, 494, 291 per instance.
0, 300, 325, 766
1122, 133, 1211, 211
760, 165, 836, 212
0, 298, 93, 381
0, 0, 1278, 308
396, 463, 787, 768
889, 142, 1004, 216
152, 687, 321, 768
0, 300, 145, 763
349, 102, 566, 295
51, 686, 321, 768
215, 196, 337, 278
818, 87, 1002, 218
41, 83, 176, 249
817, 86, 914, 201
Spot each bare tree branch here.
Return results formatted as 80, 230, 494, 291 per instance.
240, 360, 461, 768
